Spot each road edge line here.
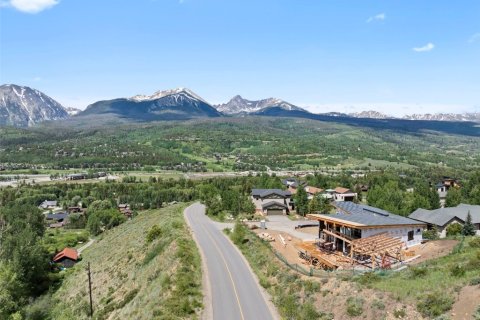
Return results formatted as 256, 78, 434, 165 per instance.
184, 203, 213, 320
221, 223, 281, 320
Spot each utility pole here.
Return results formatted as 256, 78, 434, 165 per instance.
87, 262, 93, 318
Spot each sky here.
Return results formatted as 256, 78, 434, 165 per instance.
0, 0, 479, 116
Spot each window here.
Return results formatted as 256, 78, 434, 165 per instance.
407, 230, 414, 241
417, 229, 421, 233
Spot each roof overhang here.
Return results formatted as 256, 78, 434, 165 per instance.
306, 214, 426, 229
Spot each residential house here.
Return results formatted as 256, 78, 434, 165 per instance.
67, 206, 84, 214
329, 187, 357, 202
39, 200, 58, 210
307, 201, 425, 254
305, 186, 324, 200
53, 248, 79, 268
118, 204, 133, 218
66, 173, 88, 180
409, 204, 480, 238
435, 177, 461, 207
281, 178, 306, 195
251, 189, 292, 215
45, 212, 69, 227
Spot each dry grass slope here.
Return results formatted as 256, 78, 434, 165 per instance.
49, 203, 203, 320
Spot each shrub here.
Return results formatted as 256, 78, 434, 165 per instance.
469, 237, 480, 248
146, 225, 162, 243
474, 305, 480, 320
466, 252, 480, 270
410, 266, 428, 278
393, 307, 406, 318
423, 229, 439, 240
346, 297, 364, 317
371, 299, 385, 310
417, 292, 454, 318
470, 277, 480, 286
231, 222, 247, 245
452, 237, 465, 254
446, 223, 462, 237
356, 272, 380, 285
450, 264, 466, 277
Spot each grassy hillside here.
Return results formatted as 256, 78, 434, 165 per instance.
43, 204, 203, 320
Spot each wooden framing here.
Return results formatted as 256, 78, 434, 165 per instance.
349, 233, 404, 269
297, 232, 405, 270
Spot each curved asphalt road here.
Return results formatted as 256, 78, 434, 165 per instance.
184, 203, 277, 320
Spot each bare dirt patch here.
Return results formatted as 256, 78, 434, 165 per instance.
406, 239, 458, 265
451, 285, 480, 320
252, 228, 306, 266
297, 226, 318, 236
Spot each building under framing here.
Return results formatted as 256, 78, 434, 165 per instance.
305, 202, 426, 269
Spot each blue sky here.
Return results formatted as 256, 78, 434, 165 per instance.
0, 0, 479, 115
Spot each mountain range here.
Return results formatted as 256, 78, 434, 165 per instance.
0, 84, 479, 127
79, 88, 221, 121
215, 95, 305, 114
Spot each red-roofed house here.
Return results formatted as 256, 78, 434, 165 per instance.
305, 186, 324, 200
53, 248, 79, 268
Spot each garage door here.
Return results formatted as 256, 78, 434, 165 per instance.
267, 209, 283, 215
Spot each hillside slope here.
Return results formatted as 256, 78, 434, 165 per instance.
48, 204, 203, 320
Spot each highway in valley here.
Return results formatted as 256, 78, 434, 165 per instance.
184, 203, 278, 320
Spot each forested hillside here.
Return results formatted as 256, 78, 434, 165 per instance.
1, 117, 479, 172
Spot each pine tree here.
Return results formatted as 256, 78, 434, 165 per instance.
295, 187, 309, 217
462, 211, 476, 236
308, 195, 320, 214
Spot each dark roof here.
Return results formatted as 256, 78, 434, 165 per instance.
46, 212, 69, 221
318, 201, 425, 227
53, 248, 78, 262
262, 201, 287, 209
409, 204, 480, 226
251, 189, 291, 198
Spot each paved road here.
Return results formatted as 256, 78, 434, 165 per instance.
77, 238, 95, 255
247, 216, 318, 241
184, 203, 278, 320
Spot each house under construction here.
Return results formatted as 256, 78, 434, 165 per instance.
303, 202, 426, 269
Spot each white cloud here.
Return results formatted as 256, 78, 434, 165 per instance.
366, 13, 386, 23
413, 42, 435, 52
468, 33, 480, 43
5, 0, 59, 13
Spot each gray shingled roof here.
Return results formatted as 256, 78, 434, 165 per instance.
262, 201, 287, 209
409, 203, 480, 226
320, 201, 425, 227
251, 189, 291, 198
46, 212, 69, 221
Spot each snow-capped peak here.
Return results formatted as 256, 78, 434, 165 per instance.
216, 95, 305, 114
129, 87, 208, 104
0, 84, 69, 127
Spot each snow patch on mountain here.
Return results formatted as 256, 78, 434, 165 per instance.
130, 87, 209, 104
0, 84, 69, 127
216, 95, 306, 114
